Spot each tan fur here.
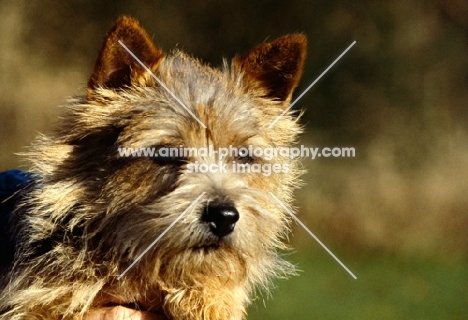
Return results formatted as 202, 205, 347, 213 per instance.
0, 16, 306, 319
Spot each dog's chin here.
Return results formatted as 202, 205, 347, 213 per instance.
98, 242, 242, 319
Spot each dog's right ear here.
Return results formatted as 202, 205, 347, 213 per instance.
87, 16, 164, 97
233, 34, 307, 104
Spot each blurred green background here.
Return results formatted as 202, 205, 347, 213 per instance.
1, 0, 467, 319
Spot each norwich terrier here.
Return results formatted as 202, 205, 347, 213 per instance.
0, 16, 306, 319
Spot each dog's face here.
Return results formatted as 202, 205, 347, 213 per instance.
24, 16, 306, 316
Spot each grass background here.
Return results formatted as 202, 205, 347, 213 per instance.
248, 249, 468, 319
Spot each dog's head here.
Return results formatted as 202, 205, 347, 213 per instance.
25, 16, 307, 316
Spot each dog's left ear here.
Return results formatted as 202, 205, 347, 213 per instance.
87, 16, 164, 97
233, 34, 307, 103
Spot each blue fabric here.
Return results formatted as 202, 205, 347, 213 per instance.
0, 170, 32, 197
0, 170, 32, 217
1, 170, 32, 267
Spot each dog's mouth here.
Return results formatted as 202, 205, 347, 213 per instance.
192, 242, 221, 251
191, 235, 235, 252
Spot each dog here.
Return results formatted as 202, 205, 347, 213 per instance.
0, 16, 307, 319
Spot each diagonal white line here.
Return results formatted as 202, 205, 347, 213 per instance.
269, 192, 357, 280
117, 192, 206, 280
118, 40, 207, 129
268, 41, 357, 129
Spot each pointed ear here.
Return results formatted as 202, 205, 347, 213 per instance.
233, 34, 307, 102
87, 16, 164, 95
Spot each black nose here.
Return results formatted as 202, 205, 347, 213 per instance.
202, 203, 239, 237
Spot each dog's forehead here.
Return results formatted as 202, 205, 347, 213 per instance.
119, 104, 261, 148
156, 53, 237, 103
114, 52, 279, 148
118, 100, 262, 150
148, 56, 261, 135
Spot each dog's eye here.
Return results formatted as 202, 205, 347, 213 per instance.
236, 154, 254, 164
152, 154, 187, 166
235, 147, 254, 163
152, 146, 187, 166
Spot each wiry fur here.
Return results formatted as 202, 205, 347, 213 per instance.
0, 16, 306, 319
